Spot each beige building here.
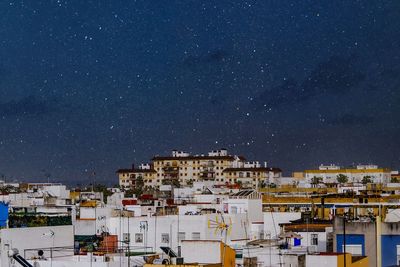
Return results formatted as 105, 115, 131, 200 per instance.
222, 167, 282, 188
304, 164, 391, 184
152, 149, 245, 187
116, 163, 157, 189
117, 149, 280, 189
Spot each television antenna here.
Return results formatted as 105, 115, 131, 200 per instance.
208, 214, 232, 267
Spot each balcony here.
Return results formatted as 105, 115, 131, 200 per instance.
162, 166, 179, 173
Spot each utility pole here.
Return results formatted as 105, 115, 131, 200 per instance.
343, 216, 346, 267
128, 215, 130, 267
377, 205, 382, 267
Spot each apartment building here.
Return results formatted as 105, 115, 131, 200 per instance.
223, 163, 282, 188
116, 163, 157, 189
117, 149, 283, 189
152, 149, 245, 187
304, 164, 391, 184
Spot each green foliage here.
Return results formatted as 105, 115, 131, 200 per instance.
9, 214, 72, 228
361, 176, 372, 185
269, 183, 277, 188
124, 189, 135, 198
0, 185, 21, 194
171, 179, 181, 188
336, 174, 349, 184
311, 176, 323, 184
133, 176, 144, 197
161, 178, 180, 188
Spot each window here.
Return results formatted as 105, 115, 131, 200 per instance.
192, 232, 201, 240
123, 233, 130, 243
311, 234, 318, 245
178, 232, 186, 242
135, 233, 143, 243
161, 233, 169, 243
396, 245, 400, 265
230, 206, 238, 214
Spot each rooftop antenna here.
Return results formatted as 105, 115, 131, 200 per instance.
208, 214, 232, 267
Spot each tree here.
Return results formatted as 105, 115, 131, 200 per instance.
361, 176, 372, 185
311, 176, 323, 187
336, 174, 348, 184
391, 177, 399, 183
172, 179, 181, 188
133, 176, 144, 197
186, 179, 194, 187
124, 189, 135, 198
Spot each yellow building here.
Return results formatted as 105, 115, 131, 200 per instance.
304, 164, 391, 184
117, 149, 255, 188
117, 149, 285, 189
222, 167, 281, 188
152, 149, 245, 187
116, 164, 157, 189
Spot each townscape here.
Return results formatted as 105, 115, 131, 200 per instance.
1, 149, 399, 267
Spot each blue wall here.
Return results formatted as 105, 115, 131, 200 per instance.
0, 202, 9, 227
382, 235, 400, 267
336, 234, 365, 255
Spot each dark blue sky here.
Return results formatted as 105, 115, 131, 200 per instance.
0, 1, 399, 185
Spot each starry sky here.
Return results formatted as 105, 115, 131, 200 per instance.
0, 1, 399, 185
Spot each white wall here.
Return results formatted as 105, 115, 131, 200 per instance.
263, 212, 301, 239
43, 185, 70, 199
75, 207, 113, 235
289, 231, 327, 252
26, 256, 133, 267
224, 199, 263, 223
181, 241, 221, 264
107, 213, 248, 253
238, 246, 283, 267
306, 255, 337, 267
1, 226, 74, 267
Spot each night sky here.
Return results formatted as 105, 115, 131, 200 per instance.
0, 1, 399, 185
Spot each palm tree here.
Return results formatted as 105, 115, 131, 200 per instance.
311, 176, 323, 187
361, 176, 372, 185
336, 174, 348, 184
